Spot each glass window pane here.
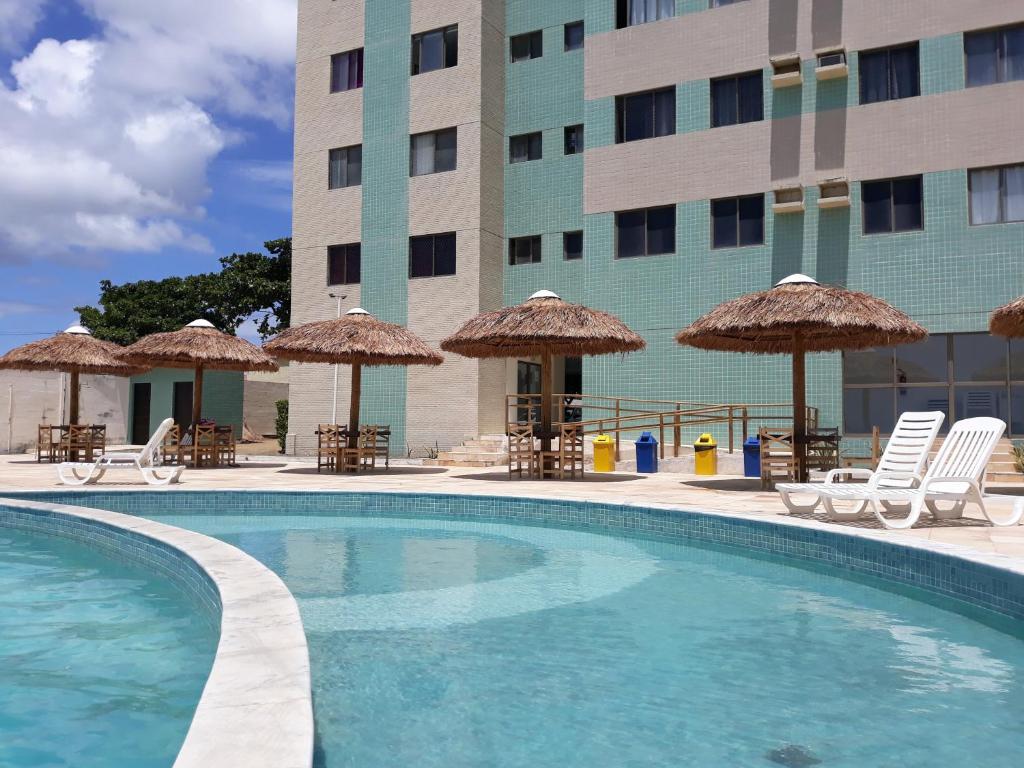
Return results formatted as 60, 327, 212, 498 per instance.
646, 206, 675, 255
1005, 165, 1024, 222
411, 37, 422, 75
345, 146, 360, 187
564, 21, 584, 52
965, 30, 999, 87
712, 198, 738, 248
844, 348, 894, 385
954, 333, 1006, 382
737, 195, 764, 245
970, 168, 1001, 225
862, 180, 892, 234
624, 92, 654, 141
444, 26, 458, 68
1012, 386, 1024, 436
1010, 340, 1024, 381
420, 30, 443, 72
435, 129, 457, 172
843, 388, 895, 434
510, 33, 529, 62
711, 77, 737, 127
346, 245, 360, 285
434, 233, 456, 275
897, 386, 950, 432
657, 0, 674, 20
410, 134, 432, 176
528, 133, 542, 160
889, 45, 920, 99
331, 54, 348, 92
564, 231, 583, 260
328, 247, 344, 285
410, 237, 434, 277
1004, 25, 1024, 82
654, 88, 676, 137
737, 72, 763, 123
954, 385, 1009, 422
891, 176, 922, 231
531, 236, 542, 262
859, 49, 889, 104
351, 50, 363, 89
616, 210, 646, 258
530, 31, 543, 58
329, 149, 343, 189
509, 135, 526, 163
895, 335, 947, 384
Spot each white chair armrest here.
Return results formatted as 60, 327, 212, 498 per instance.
867, 471, 922, 490
920, 476, 982, 494
824, 467, 874, 484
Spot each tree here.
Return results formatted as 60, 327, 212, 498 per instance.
76, 238, 291, 345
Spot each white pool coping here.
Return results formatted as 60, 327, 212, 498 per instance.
0, 497, 314, 768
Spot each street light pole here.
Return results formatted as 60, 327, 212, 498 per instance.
328, 293, 346, 423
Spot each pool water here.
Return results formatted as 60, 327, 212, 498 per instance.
0, 528, 217, 768
147, 513, 1024, 768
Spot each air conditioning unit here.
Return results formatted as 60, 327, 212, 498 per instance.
816, 49, 848, 81
772, 185, 805, 214
770, 54, 802, 88
817, 177, 850, 209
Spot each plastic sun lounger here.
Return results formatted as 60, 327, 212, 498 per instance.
777, 411, 944, 520
58, 418, 184, 487
787, 417, 1024, 530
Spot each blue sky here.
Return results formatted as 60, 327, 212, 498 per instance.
0, 0, 296, 351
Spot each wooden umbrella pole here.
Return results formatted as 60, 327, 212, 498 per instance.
68, 370, 80, 425
792, 332, 807, 483
192, 365, 204, 429
348, 363, 361, 450
540, 352, 553, 453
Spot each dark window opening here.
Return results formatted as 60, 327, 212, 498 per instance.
564, 124, 584, 155
411, 25, 458, 75
564, 21, 584, 51
510, 132, 543, 163
508, 235, 542, 265
328, 145, 361, 189
711, 71, 763, 127
711, 194, 765, 248
327, 243, 361, 285
861, 176, 923, 234
510, 30, 543, 62
563, 231, 583, 260
615, 87, 675, 143
330, 49, 363, 92
859, 43, 920, 104
410, 127, 457, 176
616, 205, 675, 258
409, 232, 457, 278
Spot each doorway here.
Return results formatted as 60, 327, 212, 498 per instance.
172, 381, 194, 429
131, 383, 151, 445
516, 361, 541, 424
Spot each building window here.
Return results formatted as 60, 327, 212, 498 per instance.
411, 25, 458, 75
564, 21, 584, 51
710, 71, 763, 127
409, 233, 456, 278
843, 333, 1024, 436
615, 87, 675, 143
965, 24, 1024, 88
711, 194, 765, 248
564, 124, 584, 155
327, 243, 360, 285
861, 176, 923, 234
563, 231, 583, 260
859, 43, 920, 104
616, 0, 674, 29
710, 0, 748, 7
330, 49, 363, 92
969, 164, 1024, 225
510, 30, 543, 62
509, 132, 543, 163
616, 206, 675, 258
508, 235, 542, 265
410, 128, 457, 176
328, 145, 361, 189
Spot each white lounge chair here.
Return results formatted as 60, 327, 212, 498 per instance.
777, 411, 944, 519
787, 417, 1024, 530
58, 418, 184, 486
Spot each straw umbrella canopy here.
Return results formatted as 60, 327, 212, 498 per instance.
441, 290, 646, 451
989, 296, 1024, 338
0, 324, 148, 424
675, 274, 927, 481
262, 308, 443, 447
120, 319, 277, 429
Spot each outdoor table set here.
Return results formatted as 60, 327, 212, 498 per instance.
36, 424, 106, 463
315, 424, 390, 473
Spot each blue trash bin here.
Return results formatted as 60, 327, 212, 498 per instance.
635, 431, 658, 473
743, 436, 761, 478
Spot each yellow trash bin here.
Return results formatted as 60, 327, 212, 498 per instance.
593, 434, 616, 472
694, 433, 718, 475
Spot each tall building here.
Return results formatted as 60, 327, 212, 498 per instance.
289, 0, 1024, 455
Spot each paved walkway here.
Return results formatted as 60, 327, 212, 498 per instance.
4, 453, 1024, 560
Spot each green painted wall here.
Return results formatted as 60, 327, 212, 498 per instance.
360, 0, 411, 453
129, 369, 244, 439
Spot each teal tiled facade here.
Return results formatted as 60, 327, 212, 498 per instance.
129, 369, 244, 438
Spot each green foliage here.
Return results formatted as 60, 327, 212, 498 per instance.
275, 399, 289, 454
75, 238, 291, 345
1012, 443, 1024, 475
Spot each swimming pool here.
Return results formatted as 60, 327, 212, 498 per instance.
0, 527, 217, 768
136, 508, 1024, 768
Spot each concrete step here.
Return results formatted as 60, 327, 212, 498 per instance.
437, 450, 507, 462
986, 472, 1024, 484
427, 458, 508, 468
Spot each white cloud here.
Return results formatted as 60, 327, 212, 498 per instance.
0, 300, 46, 319
0, 1, 296, 261
0, 0, 48, 53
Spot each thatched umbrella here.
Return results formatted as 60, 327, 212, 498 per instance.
675, 274, 927, 481
989, 296, 1024, 338
262, 308, 443, 448
441, 290, 646, 451
0, 324, 147, 424
121, 319, 277, 429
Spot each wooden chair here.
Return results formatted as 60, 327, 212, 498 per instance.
162, 425, 182, 465
367, 424, 390, 469
759, 428, 797, 490
215, 426, 236, 466
508, 424, 537, 479
338, 426, 377, 473
538, 424, 585, 480
317, 424, 340, 473
37, 425, 61, 463
61, 425, 94, 463
179, 424, 217, 467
